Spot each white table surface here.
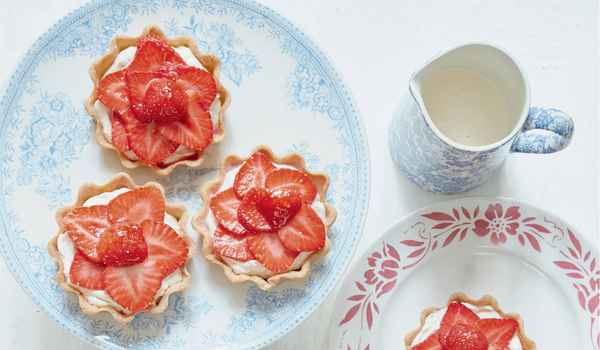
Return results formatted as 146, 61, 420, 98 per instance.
1, 0, 597, 349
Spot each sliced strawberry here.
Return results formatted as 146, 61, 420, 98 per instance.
257, 189, 302, 229
62, 205, 111, 264
156, 93, 213, 151
209, 188, 251, 236
247, 233, 299, 273
174, 65, 217, 110
103, 259, 164, 314
445, 323, 488, 350
476, 318, 519, 349
141, 220, 189, 275
277, 203, 325, 252
70, 251, 105, 290
128, 37, 185, 73
97, 70, 129, 114
411, 331, 442, 350
108, 187, 165, 225
439, 302, 481, 346
110, 111, 130, 153
213, 226, 254, 262
233, 150, 276, 199
122, 111, 178, 165
238, 188, 273, 233
126, 71, 187, 124
265, 168, 317, 203
97, 224, 148, 267
126, 71, 160, 123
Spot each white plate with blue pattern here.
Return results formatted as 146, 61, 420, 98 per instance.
0, 0, 369, 349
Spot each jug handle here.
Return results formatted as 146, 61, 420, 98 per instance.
510, 107, 574, 154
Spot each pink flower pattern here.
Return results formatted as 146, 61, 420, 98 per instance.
338, 202, 599, 350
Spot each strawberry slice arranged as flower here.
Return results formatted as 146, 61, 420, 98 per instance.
476, 318, 518, 349
156, 92, 213, 151
247, 233, 299, 273
439, 302, 481, 346
108, 187, 165, 225
127, 37, 185, 73
103, 258, 165, 314
141, 220, 189, 275
213, 226, 255, 262
412, 332, 442, 350
209, 188, 251, 236
70, 251, 105, 290
63, 205, 112, 264
277, 203, 325, 252
444, 323, 488, 350
97, 224, 148, 267
265, 168, 317, 203
97, 70, 129, 114
238, 188, 273, 233
233, 150, 276, 199
109, 111, 130, 153
174, 65, 217, 110
120, 111, 178, 165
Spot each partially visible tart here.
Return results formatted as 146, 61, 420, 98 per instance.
193, 146, 337, 291
86, 25, 230, 175
405, 293, 536, 350
48, 173, 192, 323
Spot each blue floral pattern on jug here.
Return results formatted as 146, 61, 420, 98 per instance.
389, 95, 574, 193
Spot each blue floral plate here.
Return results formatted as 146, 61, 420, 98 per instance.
0, 1, 369, 349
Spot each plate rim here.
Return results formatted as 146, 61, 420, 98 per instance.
0, 0, 371, 349
328, 195, 598, 349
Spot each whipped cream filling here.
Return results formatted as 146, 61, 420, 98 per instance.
206, 164, 327, 278
95, 46, 221, 165
56, 188, 185, 314
411, 304, 522, 349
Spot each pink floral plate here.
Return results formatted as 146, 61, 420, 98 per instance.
330, 198, 599, 350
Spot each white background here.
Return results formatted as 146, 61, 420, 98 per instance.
0, 0, 597, 349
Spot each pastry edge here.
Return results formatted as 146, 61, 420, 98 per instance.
403, 292, 537, 350
85, 25, 231, 176
47, 172, 194, 324
192, 145, 337, 291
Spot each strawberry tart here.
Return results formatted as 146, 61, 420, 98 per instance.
405, 293, 536, 350
86, 26, 229, 174
193, 147, 337, 291
47, 173, 192, 323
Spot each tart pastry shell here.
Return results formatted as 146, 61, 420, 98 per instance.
404, 292, 537, 349
85, 25, 230, 175
193, 145, 337, 291
47, 172, 193, 323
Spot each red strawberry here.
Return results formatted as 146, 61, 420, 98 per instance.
277, 203, 325, 252
444, 323, 488, 350
108, 187, 165, 225
411, 331, 442, 350
233, 150, 276, 199
476, 318, 519, 349
247, 233, 299, 273
209, 188, 251, 236
62, 205, 111, 264
265, 168, 317, 203
156, 92, 213, 151
126, 71, 187, 124
141, 220, 189, 275
121, 111, 178, 165
97, 224, 148, 267
174, 65, 217, 110
212, 226, 254, 262
238, 188, 273, 233
97, 70, 129, 114
257, 189, 302, 229
110, 111, 130, 153
439, 302, 480, 346
128, 37, 185, 73
70, 251, 105, 290
103, 258, 164, 314
126, 71, 160, 123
